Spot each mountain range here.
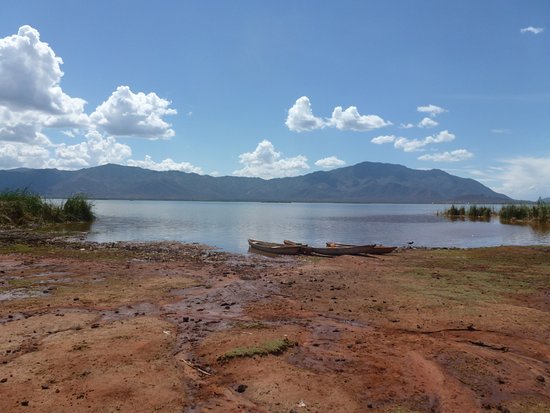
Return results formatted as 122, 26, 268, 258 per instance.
0, 162, 512, 203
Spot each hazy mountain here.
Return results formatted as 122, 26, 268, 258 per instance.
0, 162, 512, 203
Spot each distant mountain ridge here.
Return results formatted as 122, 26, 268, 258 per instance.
0, 162, 512, 203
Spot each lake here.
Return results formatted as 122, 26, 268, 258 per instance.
84, 200, 550, 253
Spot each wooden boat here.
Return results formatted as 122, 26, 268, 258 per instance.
248, 239, 304, 255
327, 242, 397, 255
285, 240, 375, 256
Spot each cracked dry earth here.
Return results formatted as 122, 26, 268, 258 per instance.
0, 242, 549, 413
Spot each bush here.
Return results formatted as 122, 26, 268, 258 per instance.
63, 194, 95, 222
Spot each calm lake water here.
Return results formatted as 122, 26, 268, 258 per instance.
84, 200, 550, 253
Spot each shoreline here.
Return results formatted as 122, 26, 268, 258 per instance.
1, 230, 549, 412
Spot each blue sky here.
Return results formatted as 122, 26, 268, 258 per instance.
0, 1, 548, 200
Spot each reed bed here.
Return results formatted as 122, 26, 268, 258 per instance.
0, 190, 94, 226
441, 204, 495, 220
442, 200, 549, 223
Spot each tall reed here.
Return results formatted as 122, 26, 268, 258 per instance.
441, 204, 495, 220
0, 190, 94, 226
442, 201, 549, 223
499, 199, 549, 222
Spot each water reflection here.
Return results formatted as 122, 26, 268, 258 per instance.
86, 201, 550, 253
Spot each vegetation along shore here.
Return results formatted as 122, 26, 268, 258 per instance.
441, 200, 550, 223
0, 190, 94, 227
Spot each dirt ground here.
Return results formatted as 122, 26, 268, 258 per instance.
0, 234, 549, 413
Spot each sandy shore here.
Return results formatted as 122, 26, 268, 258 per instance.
1, 231, 549, 412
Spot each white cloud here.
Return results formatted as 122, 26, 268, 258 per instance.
315, 156, 346, 169
48, 130, 132, 169
490, 157, 550, 200
371, 135, 397, 144
0, 25, 89, 147
417, 104, 447, 117
0, 142, 51, 169
233, 139, 309, 179
399, 123, 415, 129
425, 130, 455, 144
418, 149, 474, 162
285, 96, 390, 132
394, 137, 427, 152
520, 26, 544, 35
90, 86, 177, 139
0, 25, 87, 116
328, 106, 391, 131
418, 117, 438, 128
285, 96, 325, 132
127, 155, 203, 174
383, 130, 456, 152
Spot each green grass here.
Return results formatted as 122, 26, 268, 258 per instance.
441, 204, 494, 220
0, 190, 94, 226
217, 337, 297, 364
441, 201, 550, 224
400, 248, 550, 306
499, 200, 549, 222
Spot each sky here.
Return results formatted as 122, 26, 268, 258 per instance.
0, 1, 548, 200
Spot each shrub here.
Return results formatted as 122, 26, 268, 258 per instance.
63, 194, 95, 222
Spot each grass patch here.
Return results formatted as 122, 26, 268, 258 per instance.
397, 248, 550, 307
217, 337, 297, 364
0, 190, 94, 227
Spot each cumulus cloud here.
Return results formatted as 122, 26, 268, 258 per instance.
0, 25, 87, 116
417, 104, 447, 117
0, 25, 89, 147
371, 135, 397, 144
0, 26, 198, 171
0, 142, 51, 169
285, 96, 325, 132
127, 155, 203, 174
418, 149, 474, 162
520, 26, 544, 34
285, 96, 390, 132
90, 86, 177, 139
418, 117, 438, 128
374, 130, 456, 152
394, 137, 428, 152
425, 130, 455, 144
315, 156, 346, 169
233, 139, 309, 179
47, 130, 132, 169
327, 106, 391, 131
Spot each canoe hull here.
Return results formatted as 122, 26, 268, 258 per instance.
248, 239, 303, 255
328, 242, 397, 255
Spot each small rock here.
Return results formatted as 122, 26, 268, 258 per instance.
0, 378, 7, 383
182, 317, 189, 322
236, 384, 247, 393
536, 375, 545, 383
90, 323, 100, 329
41, 384, 49, 390
21, 400, 29, 406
